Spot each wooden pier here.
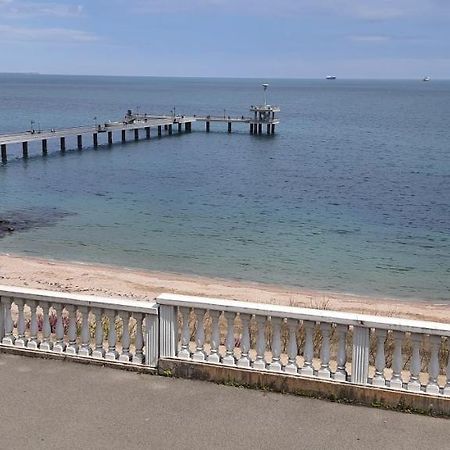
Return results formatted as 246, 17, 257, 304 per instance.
0, 104, 279, 163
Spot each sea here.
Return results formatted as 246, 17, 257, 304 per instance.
0, 74, 449, 301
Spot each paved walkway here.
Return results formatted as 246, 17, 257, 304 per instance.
0, 353, 448, 449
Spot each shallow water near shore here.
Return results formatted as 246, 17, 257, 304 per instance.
0, 75, 449, 301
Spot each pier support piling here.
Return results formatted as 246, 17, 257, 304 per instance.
1, 144, 6, 163
168, 124, 172, 135
185, 122, 191, 133
22, 142, 29, 158
42, 139, 48, 155
77, 135, 82, 150
108, 131, 113, 145
121, 130, 126, 143
158, 125, 162, 137
228, 122, 232, 133
93, 133, 98, 148
164, 125, 168, 131
178, 123, 182, 133
271, 124, 276, 134
206, 121, 210, 132
60, 137, 66, 152
145, 127, 150, 139
134, 129, 139, 141
267, 124, 271, 135
258, 124, 262, 135
250, 123, 254, 134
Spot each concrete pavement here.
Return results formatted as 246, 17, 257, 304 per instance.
0, 353, 448, 449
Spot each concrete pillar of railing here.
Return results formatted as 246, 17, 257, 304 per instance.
351, 326, 370, 384
159, 305, 177, 358
0, 296, 6, 342
145, 313, 159, 367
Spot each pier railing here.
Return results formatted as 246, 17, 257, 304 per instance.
0, 285, 158, 367
157, 293, 450, 397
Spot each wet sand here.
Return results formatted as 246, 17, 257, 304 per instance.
0, 253, 449, 323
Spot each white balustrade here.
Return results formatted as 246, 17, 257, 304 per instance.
157, 293, 450, 397
0, 285, 158, 367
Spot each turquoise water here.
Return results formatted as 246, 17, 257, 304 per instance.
0, 75, 449, 301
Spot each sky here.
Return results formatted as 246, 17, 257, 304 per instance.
0, 0, 449, 78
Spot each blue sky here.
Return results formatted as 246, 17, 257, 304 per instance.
0, 0, 449, 78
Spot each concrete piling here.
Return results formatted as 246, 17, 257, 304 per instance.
60, 137, 66, 152
146, 127, 150, 139
77, 135, 82, 150
108, 131, 113, 145
134, 129, 139, 141
1, 144, 6, 163
121, 130, 126, 143
42, 139, 48, 155
93, 133, 98, 148
158, 125, 162, 137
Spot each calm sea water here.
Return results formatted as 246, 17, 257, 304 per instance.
0, 74, 449, 301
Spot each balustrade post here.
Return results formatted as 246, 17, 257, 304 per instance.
222, 311, 236, 366
318, 322, 331, 378
426, 335, 441, 395
237, 314, 251, 368
252, 315, 267, 370
132, 313, 144, 364
78, 306, 92, 357
92, 308, 105, 358
159, 305, 177, 358
53, 304, 66, 353
27, 300, 39, 349
207, 310, 221, 363
390, 331, 404, 390
65, 304, 78, 354
0, 296, 5, 342
178, 307, 191, 359
40, 302, 52, 351
119, 311, 131, 362
301, 320, 315, 377
372, 329, 387, 387
1, 297, 14, 346
444, 338, 450, 396
14, 298, 28, 347
407, 333, 422, 392
351, 326, 370, 384
285, 319, 299, 374
144, 313, 158, 367
105, 310, 119, 360
268, 316, 282, 372
334, 324, 348, 381
193, 308, 206, 361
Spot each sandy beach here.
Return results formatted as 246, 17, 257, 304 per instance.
0, 252, 449, 323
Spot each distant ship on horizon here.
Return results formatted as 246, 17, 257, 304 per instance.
422, 76, 431, 82
326, 75, 336, 80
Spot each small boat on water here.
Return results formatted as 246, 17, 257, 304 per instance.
423, 76, 431, 82
326, 75, 336, 80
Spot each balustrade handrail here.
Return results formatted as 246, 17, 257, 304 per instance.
0, 285, 158, 314
157, 293, 450, 336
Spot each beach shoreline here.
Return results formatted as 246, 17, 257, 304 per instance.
1, 252, 449, 323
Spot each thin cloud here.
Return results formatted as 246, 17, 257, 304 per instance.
349, 35, 391, 43
0, 25, 97, 42
0, 1, 83, 18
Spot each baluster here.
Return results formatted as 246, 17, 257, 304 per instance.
53, 303, 66, 353
178, 307, 191, 359
193, 308, 206, 361
207, 310, 221, 363
237, 314, 251, 368
132, 313, 144, 364
105, 309, 119, 360
301, 320, 315, 376
426, 335, 441, 395
119, 311, 131, 362
334, 324, 348, 381
372, 329, 387, 387
390, 331, 404, 389
14, 298, 28, 347
318, 322, 331, 378
222, 311, 236, 366
92, 308, 105, 358
78, 306, 92, 357
252, 315, 267, 370
407, 333, 422, 392
65, 305, 78, 354
27, 300, 39, 349
268, 316, 282, 372
444, 338, 450, 396
284, 319, 299, 374
1, 297, 15, 345
40, 302, 53, 351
